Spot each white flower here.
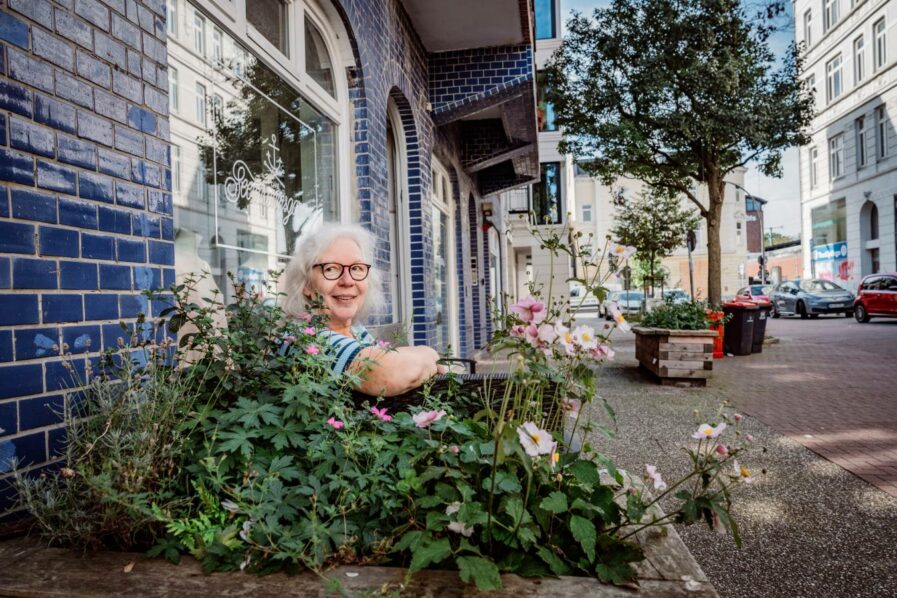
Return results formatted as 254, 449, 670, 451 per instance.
612, 311, 631, 333
445, 502, 461, 516
537, 322, 557, 344
517, 421, 554, 457
608, 242, 637, 261
447, 521, 475, 537
733, 460, 753, 483
554, 324, 576, 355
572, 325, 598, 350
691, 423, 727, 440
643, 464, 668, 491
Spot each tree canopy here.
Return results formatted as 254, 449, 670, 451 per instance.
544, 0, 813, 303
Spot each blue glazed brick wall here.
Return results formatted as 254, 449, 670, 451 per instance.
335, 0, 492, 351
0, 0, 171, 517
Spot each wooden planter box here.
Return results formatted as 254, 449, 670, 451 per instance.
632, 327, 717, 386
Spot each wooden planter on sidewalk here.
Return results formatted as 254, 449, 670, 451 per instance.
632, 327, 717, 386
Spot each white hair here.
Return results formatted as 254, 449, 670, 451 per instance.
282, 222, 384, 323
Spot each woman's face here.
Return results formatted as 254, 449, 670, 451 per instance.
307, 238, 368, 329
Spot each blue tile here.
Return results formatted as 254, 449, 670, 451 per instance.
0, 147, 35, 185
131, 213, 160, 237
34, 94, 77, 135
115, 180, 144, 208
14, 327, 60, 360
76, 50, 111, 87
146, 189, 171, 214
59, 198, 98, 229
0, 257, 8, 289
37, 161, 77, 195
80, 233, 114, 259
48, 426, 67, 459
116, 237, 145, 262
101, 322, 131, 349
0, 400, 15, 435
119, 293, 147, 318
0, 11, 29, 49
79, 171, 114, 203
56, 69, 93, 109
148, 241, 174, 265
11, 188, 57, 224
98, 206, 131, 234
84, 294, 118, 320
160, 217, 174, 241
127, 105, 156, 134
0, 331, 12, 363
1, 431, 46, 468
0, 294, 39, 325
38, 226, 79, 258
114, 124, 143, 157
56, 9, 92, 50
59, 261, 98, 290
0, 79, 33, 118
62, 324, 100, 354
78, 111, 113, 146
7, 47, 53, 93
9, 117, 55, 158
0, 221, 35, 254
42, 294, 84, 323
99, 264, 131, 290
9, 0, 53, 29
13, 257, 57, 290
0, 114, 5, 146
58, 135, 96, 170
133, 266, 160, 291
32, 27, 74, 70
18, 395, 65, 431
98, 148, 131, 179
45, 358, 82, 392
162, 268, 175, 288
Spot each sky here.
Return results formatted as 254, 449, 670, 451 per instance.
560, 0, 802, 236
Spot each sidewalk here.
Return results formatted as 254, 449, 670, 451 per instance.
588, 328, 897, 597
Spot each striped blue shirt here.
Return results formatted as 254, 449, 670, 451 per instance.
318, 326, 376, 375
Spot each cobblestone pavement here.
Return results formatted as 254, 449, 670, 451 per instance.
574, 316, 897, 597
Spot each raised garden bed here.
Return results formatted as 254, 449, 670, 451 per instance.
0, 517, 717, 597
633, 327, 718, 386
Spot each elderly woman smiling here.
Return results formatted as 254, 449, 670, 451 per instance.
282, 223, 441, 396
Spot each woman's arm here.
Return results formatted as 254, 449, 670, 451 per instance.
348, 345, 440, 396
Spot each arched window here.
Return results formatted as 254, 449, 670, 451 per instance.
305, 17, 335, 96
870, 203, 879, 240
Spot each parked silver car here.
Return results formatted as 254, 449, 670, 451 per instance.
601, 290, 645, 319
769, 279, 855, 319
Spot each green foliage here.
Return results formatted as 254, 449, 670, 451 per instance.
640, 299, 716, 330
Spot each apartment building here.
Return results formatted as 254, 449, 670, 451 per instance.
797, 0, 897, 287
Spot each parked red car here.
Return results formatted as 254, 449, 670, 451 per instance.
853, 273, 897, 322
735, 284, 773, 302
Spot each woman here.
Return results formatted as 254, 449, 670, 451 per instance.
282, 223, 441, 396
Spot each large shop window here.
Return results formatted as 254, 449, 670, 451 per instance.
810, 198, 848, 281
533, 162, 562, 224
535, 0, 556, 40
170, 4, 337, 302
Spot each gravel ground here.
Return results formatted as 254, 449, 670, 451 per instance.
584, 358, 897, 598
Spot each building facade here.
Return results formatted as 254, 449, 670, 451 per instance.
0, 0, 539, 517
797, 0, 897, 288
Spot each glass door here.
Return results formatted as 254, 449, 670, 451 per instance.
431, 161, 458, 354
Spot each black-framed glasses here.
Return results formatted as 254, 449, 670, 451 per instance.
314, 262, 371, 281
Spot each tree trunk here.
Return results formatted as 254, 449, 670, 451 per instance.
705, 174, 725, 305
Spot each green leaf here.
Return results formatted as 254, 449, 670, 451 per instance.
569, 460, 600, 486
537, 546, 571, 576
457, 556, 503, 591
539, 491, 568, 514
392, 530, 426, 553
569, 514, 597, 563
504, 496, 526, 527
410, 537, 452, 572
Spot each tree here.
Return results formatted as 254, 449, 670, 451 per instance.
545, 0, 813, 304
611, 187, 700, 297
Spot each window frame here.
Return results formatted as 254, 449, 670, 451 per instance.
168, 66, 179, 112
193, 11, 206, 56
823, 0, 839, 33
246, 0, 290, 59
828, 134, 844, 180
874, 18, 887, 70
810, 146, 819, 189
854, 35, 865, 84
194, 81, 206, 125
804, 9, 813, 46
825, 53, 843, 103
167, 0, 178, 37
534, 0, 557, 40
856, 116, 867, 168
581, 202, 592, 223
876, 105, 888, 160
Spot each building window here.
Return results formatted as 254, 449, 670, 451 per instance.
875, 18, 887, 70
210, 93, 223, 122
533, 162, 562, 224
869, 248, 880, 273
581, 203, 592, 223
856, 116, 867, 168
854, 35, 865, 83
248, 0, 289, 55
168, 67, 178, 112
535, 0, 556, 40
193, 13, 205, 56
195, 157, 209, 203
804, 10, 813, 46
876, 105, 888, 159
826, 54, 843, 102
810, 146, 819, 188
195, 82, 206, 124
305, 17, 334, 95
171, 144, 181, 193
870, 203, 879, 240
167, 0, 177, 37
823, 0, 839, 33
212, 27, 223, 63
536, 71, 557, 132
829, 135, 844, 180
